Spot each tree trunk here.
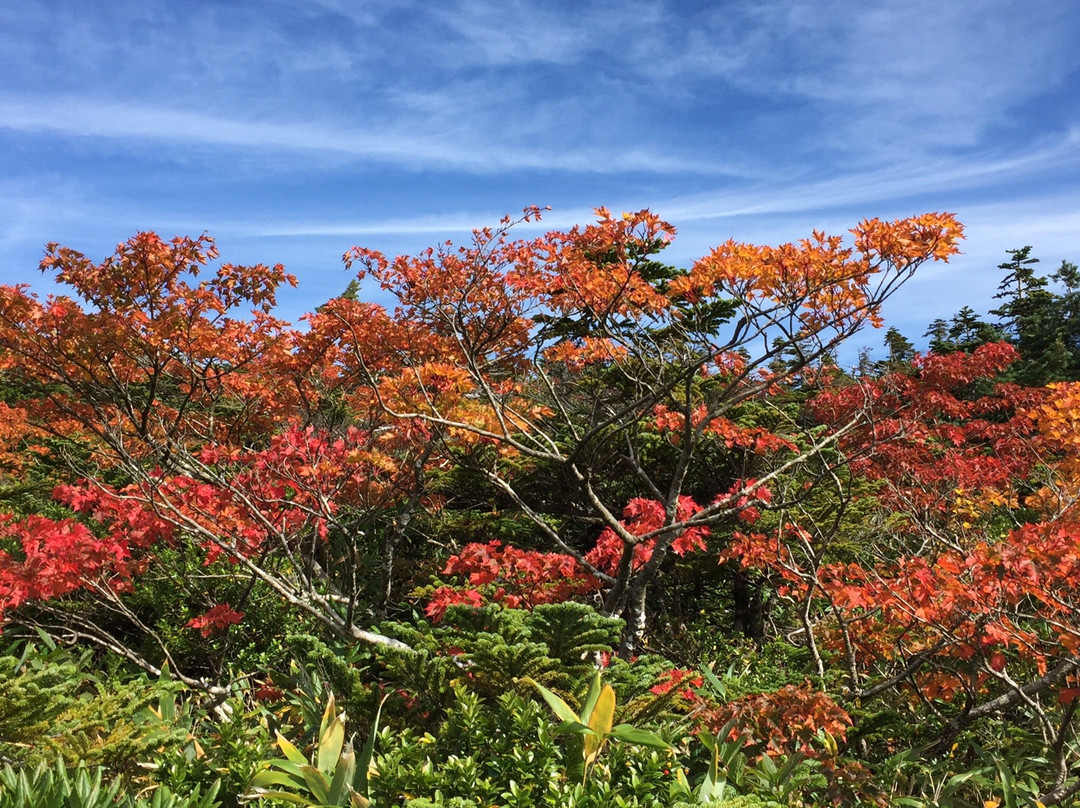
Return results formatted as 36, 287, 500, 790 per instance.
731, 567, 765, 642
618, 579, 649, 657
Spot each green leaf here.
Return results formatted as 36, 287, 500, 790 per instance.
757, 754, 778, 776
553, 719, 597, 736
319, 693, 337, 743
329, 747, 355, 807
249, 770, 305, 790
588, 684, 616, 738
246, 791, 317, 806
318, 715, 346, 774
608, 724, 671, 749
300, 765, 332, 805
579, 671, 602, 724
773, 752, 804, 789
267, 758, 307, 778
994, 757, 1017, 808
356, 693, 388, 796
522, 677, 580, 725
276, 733, 310, 766
699, 765, 726, 803
671, 768, 692, 799
700, 665, 726, 700
33, 626, 57, 651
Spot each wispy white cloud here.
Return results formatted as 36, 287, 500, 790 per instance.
625, 0, 1080, 160
0, 95, 740, 175
4, 0, 1075, 179
423, 0, 599, 67
656, 129, 1080, 223
192, 130, 1080, 252
0, 0, 1076, 334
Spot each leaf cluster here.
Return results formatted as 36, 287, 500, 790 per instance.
376, 604, 623, 714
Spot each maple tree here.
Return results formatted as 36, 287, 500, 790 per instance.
0, 208, 963, 688
0, 233, 421, 689
719, 340, 1080, 803
336, 206, 963, 653
14, 210, 1080, 803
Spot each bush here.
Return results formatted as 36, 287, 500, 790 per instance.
0, 760, 219, 808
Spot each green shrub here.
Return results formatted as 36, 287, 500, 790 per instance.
403, 799, 479, 808
375, 603, 626, 721
0, 640, 186, 776
369, 686, 677, 808
0, 760, 219, 808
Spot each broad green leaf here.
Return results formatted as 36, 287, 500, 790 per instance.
588, 684, 616, 738
33, 626, 57, 651
553, 719, 597, 736
698, 731, 717, 753
329, 747, 355, 807
318, 716, 346, 774
608, 724, 671, 749
703, 731, 723, 802
773, 752, 804, 787
319, 694, 337, 745
300, 765, 331, 805
994, 758, 1017, 808
579, 671, 602, 724
249, 770, 305, 790
267, 758, 307, 778
523, 678, 580, 725
700, 766, 725, 803
758, 754, 778, 776
671, 769, 692, 798
700, 665, 726, 699
157, 662, 176, 723
276, 733, 310, 766
244, 791, 316, 806
357, 693, 389, 795
583, 685, 614, 765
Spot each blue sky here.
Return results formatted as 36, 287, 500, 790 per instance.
1, 0, 1078, 361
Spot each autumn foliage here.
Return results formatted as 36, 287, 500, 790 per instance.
0, 212, 967, 646
24, 208, 1080, 802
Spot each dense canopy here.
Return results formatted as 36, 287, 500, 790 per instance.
2, 210, 1080, 807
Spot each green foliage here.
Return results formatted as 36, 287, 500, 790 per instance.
525, 604, 622, 680
369, 686, 676, 808
927, 246, 1080, 385
0, 759, 219, 808
679, 798, 784, 808
0, 640, 186, 776
377, 604, 624, 714
277, 634, 370, 723
0, 639, 83, 756
523, 669, 671, 786
246, 693, 386, 808
119, 548, 305, 684
925, 306, 1004, 355
147, 680, 276, 808
877, 737, 1061, 808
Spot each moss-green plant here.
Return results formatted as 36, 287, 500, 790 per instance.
0, 639, 186, 776
375, 604, 625, 717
